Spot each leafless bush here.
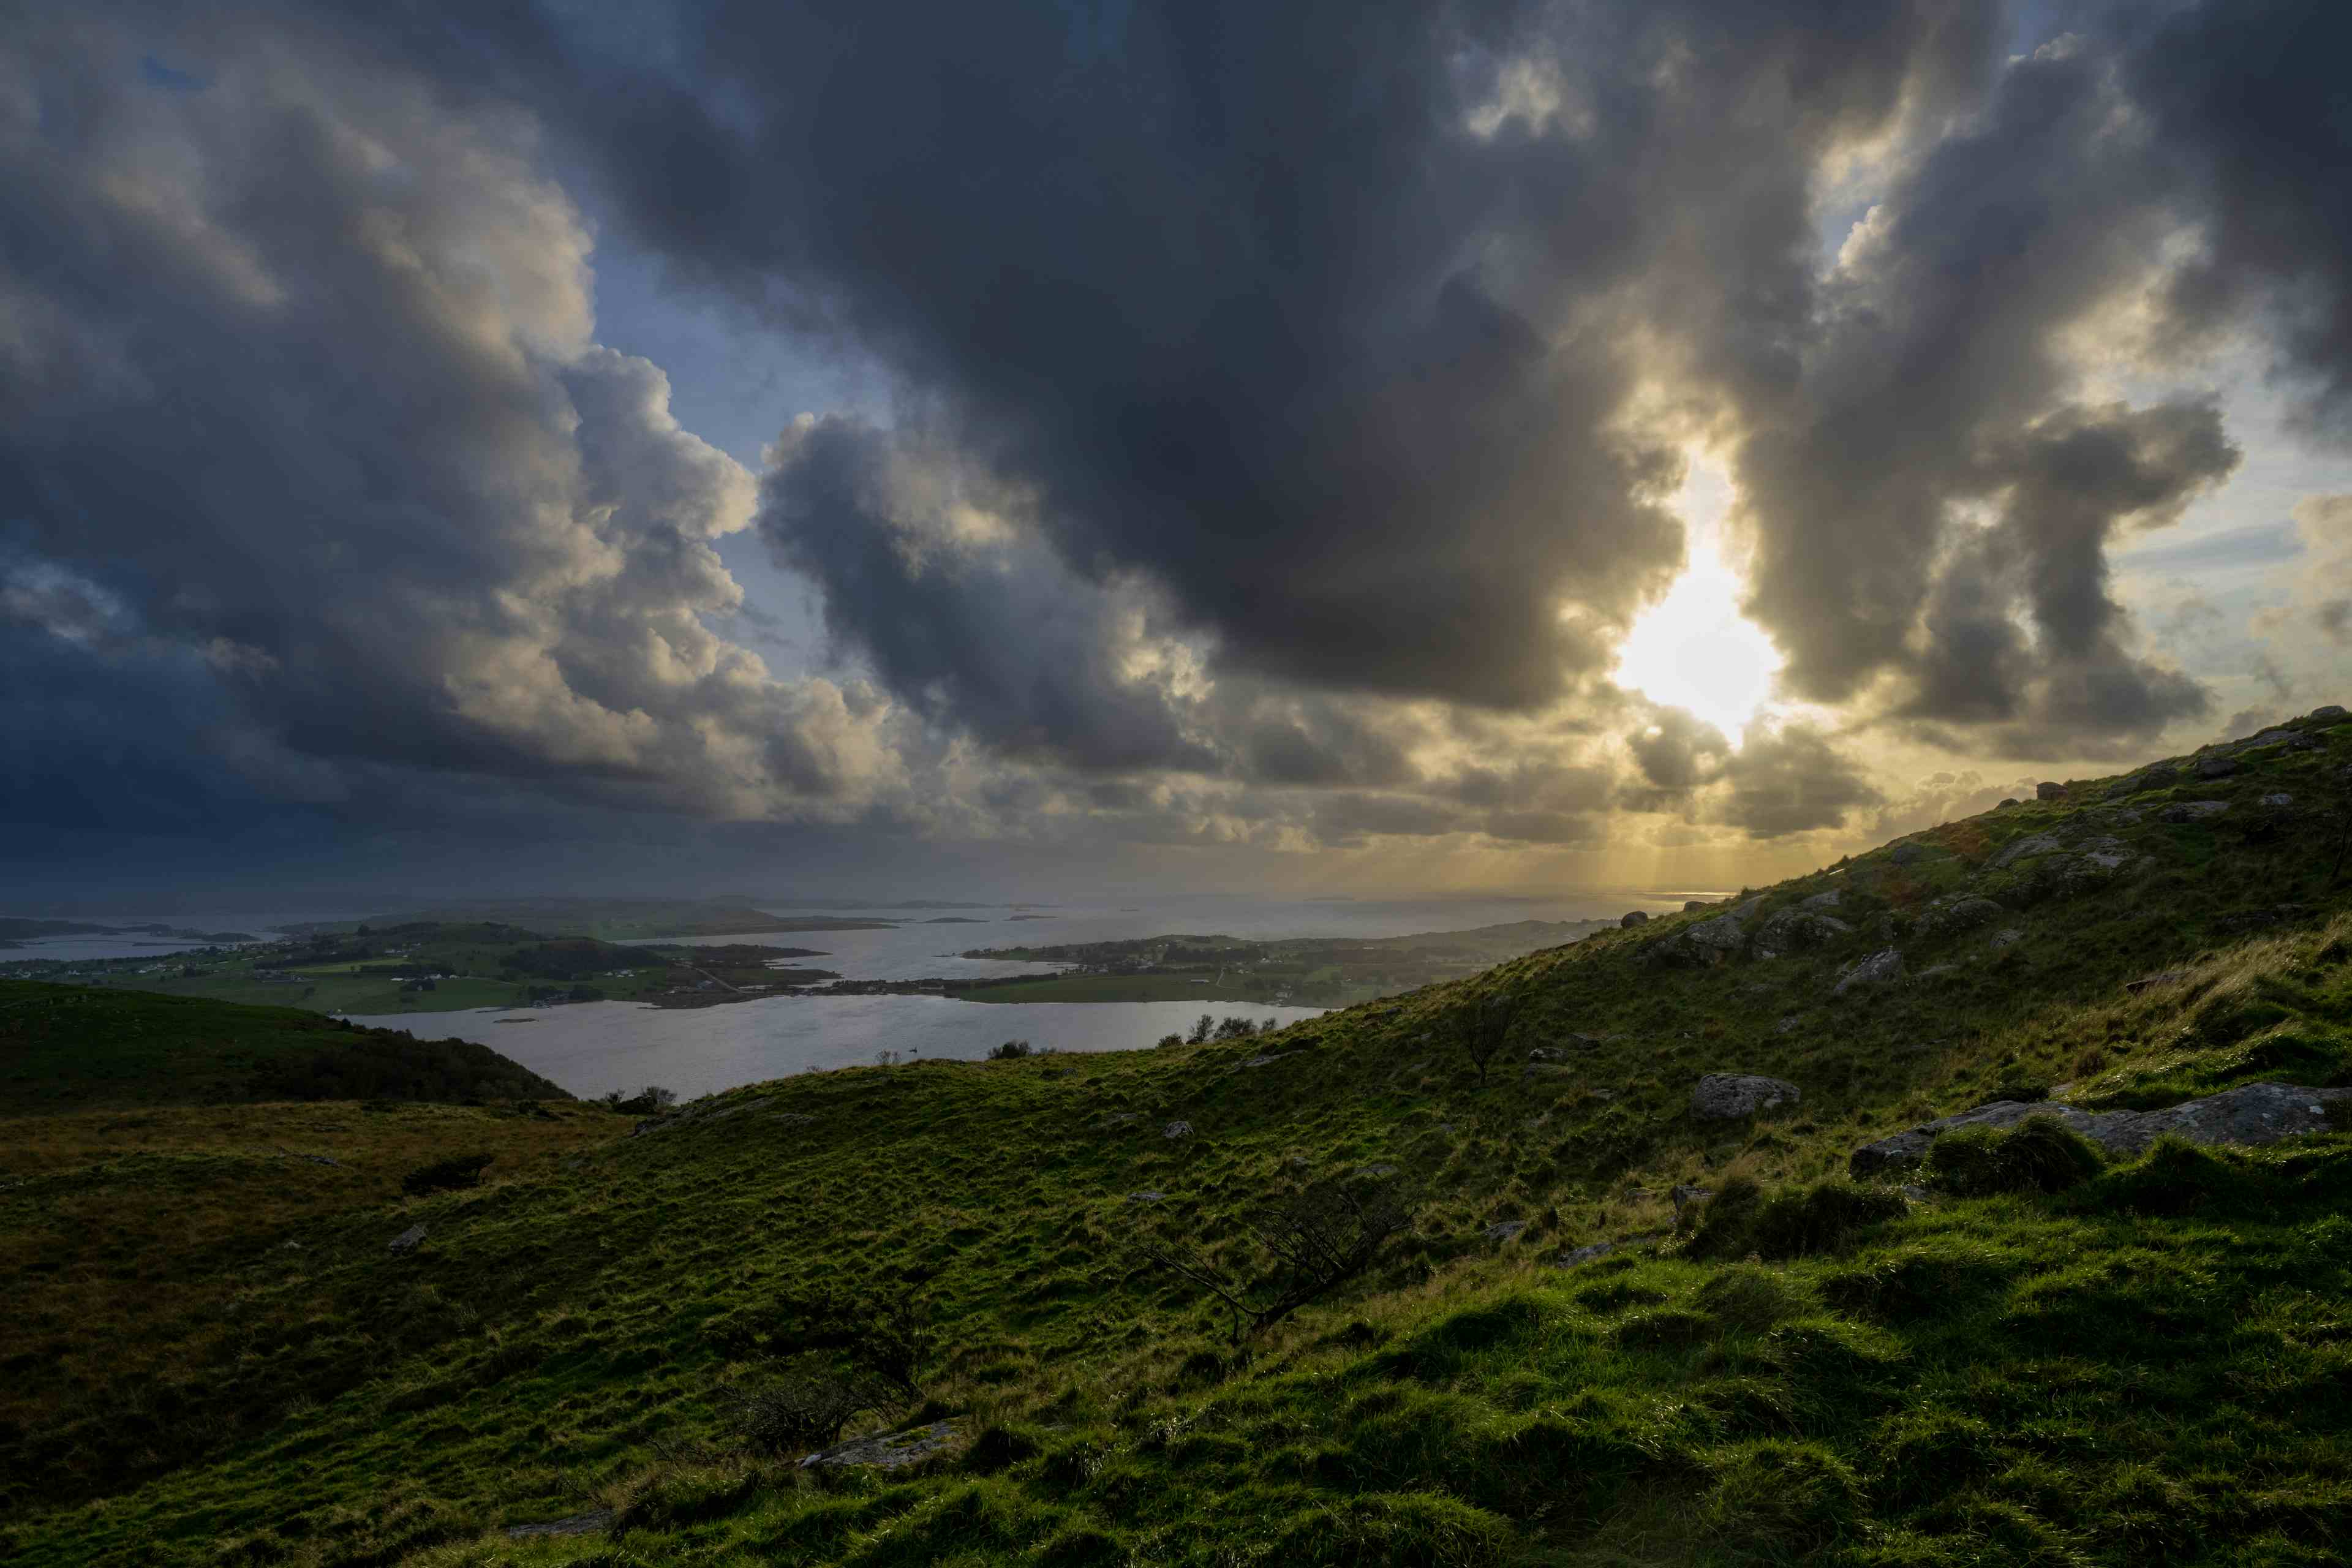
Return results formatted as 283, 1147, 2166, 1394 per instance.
764, 1289, 935, 1404
1457, 995, 1515, 1086
719, 1367, 880, 1453
1140, 1180, 1411, 1343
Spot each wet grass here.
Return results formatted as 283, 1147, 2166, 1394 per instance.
2, 713, 2348, 1565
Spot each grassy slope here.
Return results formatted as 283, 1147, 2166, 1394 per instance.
0, 983, 573, 1114
2, 713, 2349, 1566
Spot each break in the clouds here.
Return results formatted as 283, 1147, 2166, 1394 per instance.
2, 1, 2349, 895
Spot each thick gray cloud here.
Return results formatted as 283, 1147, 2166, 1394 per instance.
9, 0, 2352, 891
0, 12, 904, 837
500, 0, 2003, 714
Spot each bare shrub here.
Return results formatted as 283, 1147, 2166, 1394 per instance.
719, 1368, 878, 1453
1140, 1180, 1411, 1343
400, 1153, 491, 1196
1457, 995, 1515, 1086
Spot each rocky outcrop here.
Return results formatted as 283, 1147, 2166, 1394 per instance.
1989, 832, 2065, 870
1163, 1120, 1194, 1140
1648, 903, 1755, 965
388, 1224, 428, 1254
1849, 1082, 2352, 1176
1621, 910, 1649, 927
1835, 948, 1904, 995
2037, 781, 2065, 801
2107, 763, 2179, 799
2312, 705, 2348, 722
801, 1420, 962, 1471
2158, 799, 2230, 824
1692, 1072, 1801, 1119
1913, 896, 2005, 937
1752, 908, 1853, 960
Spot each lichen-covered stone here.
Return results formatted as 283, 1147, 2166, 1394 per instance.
1692, 1072, 1800, 1119
1849, 1082, 2352, 1176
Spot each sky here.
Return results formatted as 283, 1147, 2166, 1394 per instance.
2, 0, 2348, 910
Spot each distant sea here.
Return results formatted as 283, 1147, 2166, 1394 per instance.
345, 891, 1657, 1100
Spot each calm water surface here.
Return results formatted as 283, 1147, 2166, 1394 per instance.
348, 892, 1647, 1100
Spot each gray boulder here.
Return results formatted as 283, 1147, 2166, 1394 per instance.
1651, 906, 1752, 966
1162, 1120, 1194, 1140
388, 1224, 428, 1254
1752, 908, 1853, 960
1850, 1082, 2352, 1176
1483, 1219, 1528, 1242
1990, 832, 2066, 870
1621, 910, 1649, 927
505, 1509, 616, 1541
2158, 799, 2231, 824
2195, 754, 2239, 778
2260, 793, 2296, 808
2036, 780, 2065, 801
2311, 705, 2347, 722
1684, 900, 1711, 912
1692, 1072, 1801, 1119
1835, 947, 1905, 995
1801, 890, 1845, 911
801, 1420, 961, 1471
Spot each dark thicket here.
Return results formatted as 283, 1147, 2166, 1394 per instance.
400, 1153, 493, 1197
1140, 1180, 1411, 1344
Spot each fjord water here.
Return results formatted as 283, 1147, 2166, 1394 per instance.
347, 892, 1637, 1099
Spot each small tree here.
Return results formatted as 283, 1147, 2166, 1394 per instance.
1188, 1013, 1215, 1044
1139, 1180, 1410, 1344
1457, 995, 1515, 1087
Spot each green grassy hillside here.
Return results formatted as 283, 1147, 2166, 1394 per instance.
2, 710, 2348, 1567
0, 982, 575, 1112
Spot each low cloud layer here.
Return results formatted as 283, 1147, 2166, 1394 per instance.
4, 1, 2350, 893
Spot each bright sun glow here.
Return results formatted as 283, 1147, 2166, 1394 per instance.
1612, 548, 1784, 737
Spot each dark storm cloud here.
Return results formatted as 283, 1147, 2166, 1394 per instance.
1711, 726, 1886, 839
759, 416, 1216, 773
1898, 401, 2234, 742
500, 0, 2005, 715
1719, 5, 2352, 746
12, 0, 2352, 884
0, 11, 906, 836
2120, 0, 2352, 440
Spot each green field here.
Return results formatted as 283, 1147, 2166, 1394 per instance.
2, 710, 2350, 1566
0, 982, 571, 1114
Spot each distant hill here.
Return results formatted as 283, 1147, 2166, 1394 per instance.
4, 707, 2350, 1566
285, 898, 896, 941
0, 982, 572, 1114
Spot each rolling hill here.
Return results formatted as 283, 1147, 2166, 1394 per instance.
1, 707, 2347, 1567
